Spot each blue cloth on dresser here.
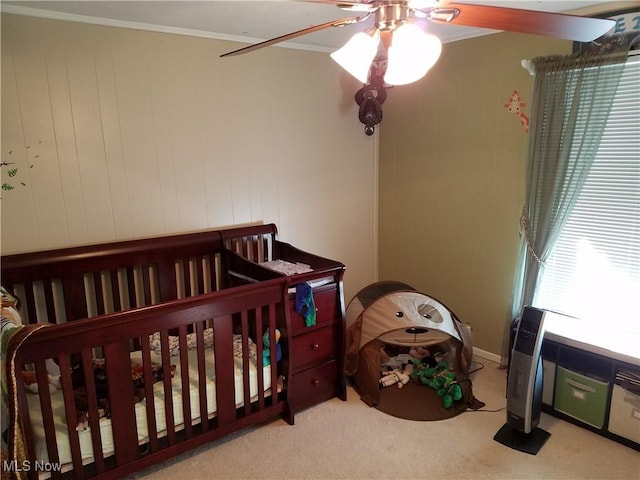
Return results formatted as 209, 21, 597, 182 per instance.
295, 282, 316, 327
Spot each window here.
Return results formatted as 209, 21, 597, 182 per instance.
534, 57, 640, 335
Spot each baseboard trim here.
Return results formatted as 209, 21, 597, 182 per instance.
473, 347, 502, 364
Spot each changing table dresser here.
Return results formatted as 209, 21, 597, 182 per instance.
268, 240, 347, 417
222, 225, 347, 419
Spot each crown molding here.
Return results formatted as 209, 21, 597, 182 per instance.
0, 4, 335, 53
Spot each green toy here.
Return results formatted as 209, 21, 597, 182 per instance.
411, 358, 463, 409
262, 328, 282, 366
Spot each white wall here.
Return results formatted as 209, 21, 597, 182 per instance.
0, 14, 378, 300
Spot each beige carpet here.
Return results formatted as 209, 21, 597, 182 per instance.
129, 356, 639, 480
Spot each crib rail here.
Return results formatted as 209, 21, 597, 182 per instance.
220, 224, 278, 263
7, 278, 291, 480
2, 231, 230, 325
222, 226, 346, 293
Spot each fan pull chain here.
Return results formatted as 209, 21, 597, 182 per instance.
519, 205, 545, 266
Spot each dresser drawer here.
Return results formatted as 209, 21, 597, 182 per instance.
289, 285, 338, 332
289, 360, 339, 407
290, 324, 341, 371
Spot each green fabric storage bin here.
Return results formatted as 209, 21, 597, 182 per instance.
555, 366, 609, 428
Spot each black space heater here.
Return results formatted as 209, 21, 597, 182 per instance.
494, 306, 550, 455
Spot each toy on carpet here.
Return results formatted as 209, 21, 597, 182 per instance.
411, 358, 462, 408
262, 328, 282, 366
379, 362, 413, 388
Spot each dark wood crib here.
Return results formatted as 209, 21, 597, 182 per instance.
1, 224, 346, 480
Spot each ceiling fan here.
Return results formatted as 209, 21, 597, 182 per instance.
221, 1, 615, 134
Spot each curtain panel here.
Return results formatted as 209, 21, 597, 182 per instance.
505, 47, 630, 363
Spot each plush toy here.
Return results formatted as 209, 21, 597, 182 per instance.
409, 345, 431, 360
382, 353, 414, 370
262, 328, 282, 366
379, 363, 413, 388
411, 358, 462, 408
22, 368, 62, 394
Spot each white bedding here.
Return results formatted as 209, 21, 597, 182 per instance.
26, 347, 273, 465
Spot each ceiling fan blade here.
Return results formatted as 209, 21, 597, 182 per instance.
296, 0, 378, 11
429, 3, 615, 43
220, 15, 366, 57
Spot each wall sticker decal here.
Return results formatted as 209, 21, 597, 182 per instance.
504, 91, 529, 133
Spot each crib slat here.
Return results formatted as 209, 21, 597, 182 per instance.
57, 354, 85, 479
240, 310, 251, 417
34, 360, 62, 478
160, 331, 177, 445
140, 339, 160, 453
110, 269, 122, 312
126, 266, 137, 308
22, 282, 39, 325
81, 349, 106, 474
42, 280, 57, 324
182, 260, 191, 297
213, 314, 235, 426
251, 237, 258, 261
141, 265, 153, 306
62, 277, 88, 321
195, 256, 205, 296
241, 238, 249, 259
207, 255, 218, 292
269, 302, 279, 406
194, 321, 209, 433
178, 325, 192, 439
156, 261, 177, 302
103, 341, 138, 466
93, 272, 106, 316
255, 306, 265, 409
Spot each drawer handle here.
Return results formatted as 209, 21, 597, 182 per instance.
565, 378, 597, 394
312, 343, 320, 350
312, 379, 320, 386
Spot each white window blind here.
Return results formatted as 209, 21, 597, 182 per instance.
534, 57, 640, 334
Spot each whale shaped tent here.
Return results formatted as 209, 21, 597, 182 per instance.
344, 281, 483, 420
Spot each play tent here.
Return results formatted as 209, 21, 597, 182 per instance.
344, 281, 482, 420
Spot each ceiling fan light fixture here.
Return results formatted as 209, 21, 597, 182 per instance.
331, 31, 380, 84
384, 23, 441, 86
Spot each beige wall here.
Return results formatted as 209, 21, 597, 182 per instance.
378, 32, 573, 356
0, 13, 378, 301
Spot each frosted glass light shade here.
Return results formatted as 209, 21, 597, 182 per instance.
331, 32, 380, 84
384, 23, 442, 86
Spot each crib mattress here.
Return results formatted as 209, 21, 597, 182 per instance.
26, 347, 273, 466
